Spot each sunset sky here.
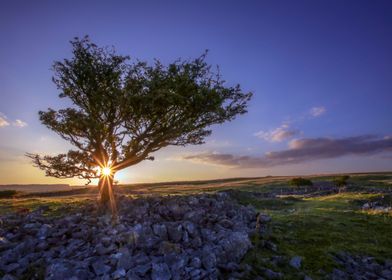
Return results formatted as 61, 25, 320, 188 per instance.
0, 0, 391, 185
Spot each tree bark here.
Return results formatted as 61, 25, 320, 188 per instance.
98, 175, 115, 213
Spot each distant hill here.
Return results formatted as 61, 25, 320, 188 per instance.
0, 184, 81, 193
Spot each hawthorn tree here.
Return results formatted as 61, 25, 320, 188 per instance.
27, 36, 252, 210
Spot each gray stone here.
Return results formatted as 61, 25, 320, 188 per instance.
95, 243, 116, 255
220, 219, 234, 228
112, 268, 127, 279
191, 236, 202, 248
1, 249, 19, 264
184, 210, 204, 224
36, 241, 49, 251
331, 268, 347, 280
3, 263, 20, 273
92, 260, 111, 276
117, 248, 133, 271
190, 257, 202, 268
46, 261, 76, 280
0, 193, 258, 280
37, 224, 52, 240
183, 221, 198, 237
201, 228, 216, 243
289, 256, 302, 269
202, 251, 216, 270
101, 236, 112, 247
167, 224, 183, 243
23, 223, 40, 230
73, 268, 91, 280
134, 263, 151, 276
264, 268, 283, 279
381, 269, 392, 279
219, 231, 251, 263
151, 263, 171, 280
384, 260, 392, 268
164, 253, 188, 272
257, 214, 272, 223
126, 270, 142, 280
216, 192, 229, 201
222, 262, 239, 272
134, 252, 150, 265
1, 275, 17, 280
189, 268, 201, 278
153, 224, 168, 240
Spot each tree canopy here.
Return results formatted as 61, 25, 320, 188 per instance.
333, 175, 350, 187
27, 36, 252, 185
288, 177, 313, 188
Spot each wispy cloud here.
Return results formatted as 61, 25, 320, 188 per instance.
255, 124, 300, 142
0, 116, 10, 127
255, 106, 327, 142
309, 106, 326, 117
13, 119, 28, 127
183, 135, 392, 168
0, 113, 27, 128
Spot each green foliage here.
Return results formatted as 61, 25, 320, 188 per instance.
333, 175, 350, 187
288, 177, 313, 188
0, 190, 18, 199
27, 36, 252, 183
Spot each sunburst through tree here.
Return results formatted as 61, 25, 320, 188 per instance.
27, 36, 252, 216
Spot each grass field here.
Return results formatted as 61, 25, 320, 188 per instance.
1, 172, 391, 279
239, 192, 392, 278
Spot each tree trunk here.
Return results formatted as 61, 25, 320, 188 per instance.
98, 175, 116, 215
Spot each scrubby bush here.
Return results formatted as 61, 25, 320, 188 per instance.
0, 190, 18, 199
333, 175, 350, 193
288, 177, 313, 192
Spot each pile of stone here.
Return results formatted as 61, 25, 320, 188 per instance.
362, 201, 392, 213
0, 192, 262, 280
331, 252, 392, 280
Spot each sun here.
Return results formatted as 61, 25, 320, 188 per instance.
101, 166, 112, 176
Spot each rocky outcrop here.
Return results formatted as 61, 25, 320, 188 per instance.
0, 192, 262, 279
330, 252, 392, 280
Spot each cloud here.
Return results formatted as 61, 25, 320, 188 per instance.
183, 135, 392, 168
13, 119, 28, 127
0, 116, 10, 127
309, 106, 326, 117
255, 124, 300, 142
0, 113, 27, 128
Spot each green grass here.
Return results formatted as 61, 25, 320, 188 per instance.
237, 192, 392, 278
0, 197, 90, 217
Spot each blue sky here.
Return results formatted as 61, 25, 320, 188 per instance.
0, 0, 391, 184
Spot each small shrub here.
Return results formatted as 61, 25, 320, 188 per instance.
333, 175, 350, 192
333, 175, 350, 187
0, 190, 18, 199
288, 177, 313, 190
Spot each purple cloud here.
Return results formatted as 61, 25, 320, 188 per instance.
183, 135, 392, 168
